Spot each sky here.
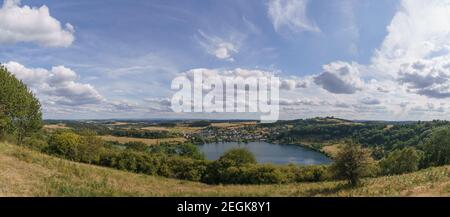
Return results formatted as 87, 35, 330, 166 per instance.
1, 0, 450, 121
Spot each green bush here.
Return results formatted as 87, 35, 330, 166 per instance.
97, 148, 206, 181
47, 131, 83, 161
240, 164, 287, 184
167, 157, 207, 181
379, 147, 421, 175
47, 130, 104, 164
421, 127, 450, 167
202, 148, 257, 184
149, 142, 205, 160
282, 165, 331, 182
125, 141, 148, 152
22, 133, 48, 151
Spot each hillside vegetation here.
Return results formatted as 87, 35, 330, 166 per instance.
2, 142, 450, 197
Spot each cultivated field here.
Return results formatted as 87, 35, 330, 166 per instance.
99, 135, 186, 145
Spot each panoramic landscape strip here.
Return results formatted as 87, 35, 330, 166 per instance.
1, 1, 450, 215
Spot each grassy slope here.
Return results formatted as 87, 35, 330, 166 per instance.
1, 142, 450, 197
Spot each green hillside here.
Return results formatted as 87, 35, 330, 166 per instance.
1, 142, 450, 197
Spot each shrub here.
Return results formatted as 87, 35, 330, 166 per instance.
98, 148, 206, 181
47, 130, 104, 164
241, 164, 287, 184
177, 143, 205, 160
167, 157, 207, 181
379, 147, 420, 175
282, 165, 331, 182
125, 141, 148, 152
79, 131, 104, 164
22, 133, 48, 151
47, 131, 83, 161
149, 142, 205, 160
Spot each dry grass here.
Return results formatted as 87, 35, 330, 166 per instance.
1, 142, 450, 197
321, 144, 342, 158
107, 122, 130, 126
140, 126, 170, 131
99, 135, 186, 145
210, 122, 257, 128
171, 126, 204, 133
43, 124, 70, 131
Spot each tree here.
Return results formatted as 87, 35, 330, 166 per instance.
202, 148, 256, 184
218, 148, 257, 166
331, 142, 374, 186
421, 127, 450, 167
379, 147, 420, 175
79, 130, 104, 164
125, 141, 148, 152
0, 65, 42, 143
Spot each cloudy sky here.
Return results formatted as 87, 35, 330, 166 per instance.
1, 0, 450, 121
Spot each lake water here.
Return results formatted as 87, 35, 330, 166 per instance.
198, 142, 332, 165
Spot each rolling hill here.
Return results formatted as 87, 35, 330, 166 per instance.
1, 142, 450, 197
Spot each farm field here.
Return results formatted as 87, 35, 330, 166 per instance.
99, 135, 186, 145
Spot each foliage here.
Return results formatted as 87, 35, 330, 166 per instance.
421, 127, 450, 167
125, 141, 148, 152
282, 164, 331, 182
22, 132, 48, 151
218, 148, 257, 166
47, 130, 104, 164
148, 142, 205, 160
188, 121, 211, 127
0, 65, 42, 144
331, 142, 374, 186
110, 129, 180, 139
379, 147, 421, 175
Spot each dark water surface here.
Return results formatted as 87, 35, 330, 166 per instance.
198, 142, 332, 165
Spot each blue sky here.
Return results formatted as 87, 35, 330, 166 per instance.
2, 0, 450, 120
7, 0, 397, 72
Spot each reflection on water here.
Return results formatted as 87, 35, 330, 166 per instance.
198, 142, 332, 165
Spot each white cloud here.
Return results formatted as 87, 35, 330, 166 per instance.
3, 61, 103, 106
181, 67, 309, 92
267, 0, 320, 33
196, 30, 241, 61
373, 0, 450, 75
359, 97, 381, 105
397, 57, 450, 98
0, 0, 75, 47
313, 61, 364, 94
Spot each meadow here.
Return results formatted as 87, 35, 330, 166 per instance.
2, 142, 450, 197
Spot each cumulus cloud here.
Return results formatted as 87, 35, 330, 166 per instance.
373, 0, 450, 74
3, 61, 103, 106
196, 30, 241, 61
0, 0, 75, 47
313, 61, 364, 94
397, 57, 450, 98
267, 0, 320, 33
143, 98, 172, 112
280, 78, 309, 90
359, 97, 381, 105
180, 67, 309, 92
